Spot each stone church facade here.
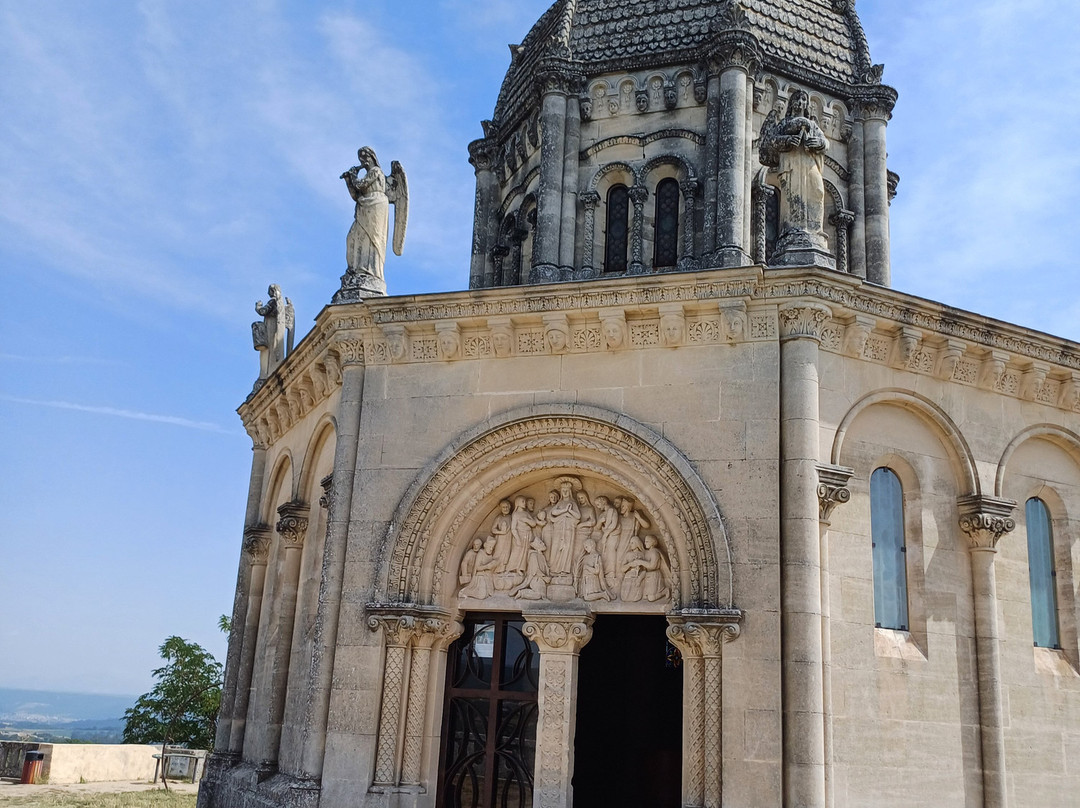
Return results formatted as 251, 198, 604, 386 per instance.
200, 2, 1080, 807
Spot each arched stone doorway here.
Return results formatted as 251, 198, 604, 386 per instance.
366, 408, 741, 808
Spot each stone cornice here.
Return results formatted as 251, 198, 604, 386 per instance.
957, 495, 1018, 552
238, 266, 1080, 447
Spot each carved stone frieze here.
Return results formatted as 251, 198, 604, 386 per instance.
816, 464, 854, 524
456, 476, 674, 609
957, 495, 1017, 552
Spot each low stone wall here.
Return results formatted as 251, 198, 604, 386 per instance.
0, 742, 165, 783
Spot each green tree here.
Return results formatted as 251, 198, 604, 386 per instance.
123, 636, 223, 751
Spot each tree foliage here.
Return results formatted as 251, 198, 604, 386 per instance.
122, 636, 223, 750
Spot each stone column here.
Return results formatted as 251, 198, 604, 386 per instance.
368, 612, 417, 787
829, 210, 856, 276
958, 495, 1018, 808
228, 525, 272, 755
667, 612, 743, 808
531, 64, 573, 283
297, 339, 366, 781
400, 616, 462, 787
711, 37, 760, 268
559, 93, 582, 275
580, 191, 600, 277
816, 464, 854, 808
522, 612, 595, 808
213, 443, 268, 758
858, 91, 897, 286
702, 66, 722, 257
628, 186, 648, 275
846, 115, 867, 280
468, 139, 498, 289
255, 501, 310, 775
679, 179, 699, 271
778, 301, 832, 808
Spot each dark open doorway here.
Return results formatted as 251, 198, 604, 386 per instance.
572, 615, 682, 808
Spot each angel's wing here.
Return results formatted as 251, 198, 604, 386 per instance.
387, 160, 409, 256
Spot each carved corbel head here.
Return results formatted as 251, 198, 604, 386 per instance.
487, 317, 514, 357
1058, 373, 1080, 411
891, 327, 921, 369
719, 302, 748, 344
658, 303, 686, 347
1019, 363, 1049, 402
978, 351, 1009, 391
543, 314, 571, 354
435, 322, 462, 361
382, 324, 409, 362
599, 309, 627, 349
934, 340, 966, 381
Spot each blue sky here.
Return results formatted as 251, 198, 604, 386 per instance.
1, 1, 1078, 698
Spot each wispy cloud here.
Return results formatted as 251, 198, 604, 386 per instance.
0, 354, 122, 366
0, 394, 236, 434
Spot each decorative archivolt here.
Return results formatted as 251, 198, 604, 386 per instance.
831, 388, 980, 496
995, 424, 1080, 498
581, 129, 706, 161
380, 406, 732, 610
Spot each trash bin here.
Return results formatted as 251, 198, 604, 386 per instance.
20, 751, 45, 785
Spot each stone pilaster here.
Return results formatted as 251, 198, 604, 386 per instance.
829, 209, 856, 276
667, 611, 742, 808
702, 67, 722, 256
628, 186, 648, 275
522, 611, 595, 808
958, 494, 1017, 808
298, 352, 366, 780
580, 191, 601, 277
816, 463, 853, 808
679, 179, 699, 271
846, 114, 867, 280
779, 302, 832, 808
559, 93, 582, 274
228, 524, 272, 755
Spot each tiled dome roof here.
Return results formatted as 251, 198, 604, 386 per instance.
492, 0, 874, 128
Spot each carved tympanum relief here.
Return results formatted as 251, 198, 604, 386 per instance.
456, 475, 672, 609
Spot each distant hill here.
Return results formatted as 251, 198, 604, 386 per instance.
0, 688, 135, 742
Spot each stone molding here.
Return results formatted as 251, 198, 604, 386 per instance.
816, 464, 854, 524
957, 495, 1018, 552
275, 502, 310, 549
238, 267, 1080, 446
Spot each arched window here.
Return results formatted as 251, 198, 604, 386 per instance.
1026, 497, 1061, 648
604, 185, 630, 273
870, 468, 908, 631
653, 178, 680, 268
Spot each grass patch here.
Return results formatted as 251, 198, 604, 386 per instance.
0, 790, 196, 807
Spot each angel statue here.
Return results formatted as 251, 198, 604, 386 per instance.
758, 89, 835, 269
332, 146, 408, 302
251, 284, 295, 386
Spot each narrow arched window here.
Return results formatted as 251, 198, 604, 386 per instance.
653, 178, 680, 268
870, 468, 908, 631
604, 185, 630, 273
1026, 497, 1061, 648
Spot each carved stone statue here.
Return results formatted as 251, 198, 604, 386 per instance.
511, 536, 550, 601
759, 90, 835, 269
576, 538, 612, 602
252, 284, 294, 385
548, 478, 582, 576
333, 147, 408, 302
460, 536, 499, 600
620, 536, 646, 603
641, 535, 672, 603
509, 496, 539, 573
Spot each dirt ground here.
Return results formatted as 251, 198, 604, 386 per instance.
0, 777, 198, 806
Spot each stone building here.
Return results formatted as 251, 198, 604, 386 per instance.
200, 2, 1080, 807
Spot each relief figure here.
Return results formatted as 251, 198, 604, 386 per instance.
548, 478, 581, 575
642, 535, 672, 602
594, 495, 621, 589
577, 538, 612, 602
508, 496, 539, 573
460, 537, 499, 600
459, 537, 482, 586
616, 497, 650, 570
511, 537, 550, 601
620, 537, 646, 603
573, 490, 596, 563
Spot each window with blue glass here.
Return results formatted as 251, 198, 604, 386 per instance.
1026, 497, 1061, 649
870, 468, 909, 631
604, 184, 630, 273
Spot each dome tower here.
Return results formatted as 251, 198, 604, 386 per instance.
467, 0, 897, 289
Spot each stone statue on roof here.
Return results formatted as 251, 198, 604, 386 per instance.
252, 283, 294, 384
759, 89, 835, 269
333, 146, 409, 302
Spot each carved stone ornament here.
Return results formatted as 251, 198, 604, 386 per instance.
816, 464, 854, 523
243, 524, 272, 565
522, 614, 594, 654
778, 302, 832, 341
276, 501, 310, 549
251, 284, 295, 385
957, 495, 1018, 552
456, 475, 674, 610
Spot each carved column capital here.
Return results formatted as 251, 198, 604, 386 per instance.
468, 138, 496, 173
318, 473, 334, 510
829, 209, 856, 228
330, 336, 365, 368
522, 612, 594, 655
580, 190, 601, 209
276, 502, 310, 549
666, 610, 743, 657
816, 464, 854, 524
778, 302, 832, 342
535, 60, 583, 97
628, 185, 649, 207
243, 524, 273, 565
367, 611, 420, 648
680, 178, 700, 198
851, 88, 897, 122
958, 495, 1018, 552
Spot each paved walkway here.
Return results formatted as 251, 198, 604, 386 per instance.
0, 776, 199, 798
